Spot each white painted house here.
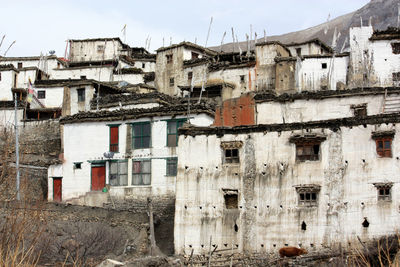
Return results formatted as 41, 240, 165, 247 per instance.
49, 95, 214, 206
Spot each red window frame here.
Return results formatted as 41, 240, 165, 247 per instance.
376, 137, 392, 157
109, 126, 119, 152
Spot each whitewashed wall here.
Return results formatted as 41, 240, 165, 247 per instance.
69, 85, 95, 114
113, 73, 144, 84
287, 43, 328, 57
369, 40, 400, 86
51, 66, 114, 81
16, 69, 38, 88
0, 108, 24, 128
175, 123, 400, 254
32, 86, 64, 108
257, 93, 386, 124
0, 70, 15, 100
69, 40, 122, 62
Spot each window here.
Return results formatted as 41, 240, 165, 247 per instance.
132, 160, 151, 185
166, 158, 178, 176
142, 63, 145, 68
166, 54, 173, 64
110, 161, 128, 186
188, 71, 193, 81
351, 104, 367, 117
37, 90, 46, 99
17, 62, 22, 69
169, 77, 174, 87
240, 75, 245, 83
109, 125, 119, 152
223, 189, 238, 209
295, 185, 321, 207
391, 43, 400, 54
221, 141, 243, 164
393, 72, 400, 86
77, 88, 85, 102
97, 45, 105, 53
296, 48, 302, 56
296, 142, 320, 161
375, 137, 392, 157
321, 63, 327, 69
191, 52, 199, 59
374, 183, 393, 201
132, 122, 151, 149
167, 119, 186, 147
0, 73, 2, 81
73, 162, 82, 169
80, 75, 86, 79
225, 149, 239, 163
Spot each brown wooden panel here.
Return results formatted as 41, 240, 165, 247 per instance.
91, 166, 105, 191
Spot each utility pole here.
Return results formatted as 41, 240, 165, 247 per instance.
14, 93, 20, 201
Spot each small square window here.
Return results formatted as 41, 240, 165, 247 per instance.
295, 185, 321, 207
295, 142, 320, 161
375, 137, 392, 158
169, 77, 174, 87
391, 43, 400, 54
77, 88, 85, 102
224, 148, 239, 164
223, 189, 238, 209
240, 75, 245, 83
73, 162, 82, 169
374, 183, 393, 201
352, 104, 367, 118
17, 62, 22, 69
37, 90, 46, 99
321, 63, 327, 69
191, 52, 199, 59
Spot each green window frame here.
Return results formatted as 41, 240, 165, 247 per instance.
167, 119, 186, 147
132, 122, 151, 149
132, 159, 151, 185
166, 157, 178, 176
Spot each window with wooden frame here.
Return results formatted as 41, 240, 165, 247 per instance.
166, 157, 178, 176
295, 184, 321, 207
37, 90, 46, 99
373, 182, 393, 201
167, 119, 186, 147
109, 125, 119, 152
351, 104, 367, 118
17, 62, 22, 69
109, 160, 128, 186
77, 88, 85, 102
290, 135, 326, 162
391, 43, 400, 54
166, 54, 173, 64
221, 141, 243, 164
169, 77, 174, 87
132, 160, 151, 185
191, 52, 199, 59
372, 131, 394, 158
132, 122, 151, 149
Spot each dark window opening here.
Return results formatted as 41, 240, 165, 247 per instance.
299, 192, 318, 206
362, 218, 369, 228
167, 119, 186, 147
321, 63, 327, 69
190, 86, 222, 98
393, 72, 400, 86
223, 190, 238, 209
17, 62, 22, 69
132, 160, 151, 185
110, 161, 128, 186
0, 73, 2, 81
191, 52, 199, 59
80, 75, 86, 79
166, 54, 173, 64
301, 221, 307, 231
353, 106, 367, 117
234, 223, 238, 232
296, 142, 320, 161
77, 88, 85, 102
132, 122, 151, 149
188, 71, 193, 81
14, 74, 17, 88
375, 137, 392, 157
169, 77, 174, 87
109, 125, 119, 152
296, 48, 302, 57
142, 63, 145, 68
225, 148, 239, 164
240, 75, 245, 83
166, 158, 178, 176
37, 90, 46, 99
73, 162, 82, 169
391, 43, 400, 54
374, 183, 393, 201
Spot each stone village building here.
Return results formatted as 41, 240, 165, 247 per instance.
0, 24, 399, 254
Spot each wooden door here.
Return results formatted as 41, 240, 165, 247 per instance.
53, 178, 62, 202
91, 165, 105, 191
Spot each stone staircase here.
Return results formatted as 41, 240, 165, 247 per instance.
383, 93, 400, 114
65, 191, 109, 207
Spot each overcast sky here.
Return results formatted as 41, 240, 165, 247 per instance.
0, 0, 369, 57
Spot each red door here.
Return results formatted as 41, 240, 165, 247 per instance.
91, 165, 105, 191
53, 178, 62, 202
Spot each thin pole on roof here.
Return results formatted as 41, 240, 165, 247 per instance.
220, 31, 226, 53
264, 29, 267, 43
254, 32, 257, 45
231, 27, 235, 53
14, 93, 20, 201
3, 40, 15, 56
162, 37, 165, 47
398, 3, 400, 27
121, 24, 127, 43
246, 34, 250, 56
205, 17, 213, 48
250, 24, 253, 47
0, 35, 5, 52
